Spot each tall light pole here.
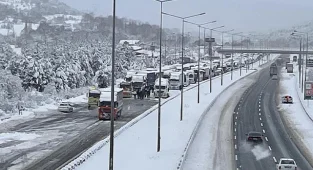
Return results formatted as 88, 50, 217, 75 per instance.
291, 33, 303, 89
155, 0, 174, 153
109, 0, 116, 169
161, 11, 205, 120
184, 20, 215, 103
231, 32, 242, 80
294, 30, 309, 93
220, 29, 234, 85
209, 25, 224, 93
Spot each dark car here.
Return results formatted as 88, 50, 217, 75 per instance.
246, 131, 263, 143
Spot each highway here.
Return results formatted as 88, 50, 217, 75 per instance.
233, 55, 313, 170
0, 98, 157, 170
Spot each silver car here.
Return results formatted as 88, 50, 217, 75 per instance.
58, 102, 74, 112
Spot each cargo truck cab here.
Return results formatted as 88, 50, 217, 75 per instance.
98, 87, 123, 120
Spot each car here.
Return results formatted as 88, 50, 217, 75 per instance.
276, 158, 297, 170
58, 102, 74, 112
272, 75, 278, 80
246, 131, 264, 143
282, 95, 293, 104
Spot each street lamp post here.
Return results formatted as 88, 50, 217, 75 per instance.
231, 32, 242, 80
109, 0, 116, 169
293, 30, 309, 93
291, 33, 303, 89
220, 29, 234, 85
209, 26, 224, 93
155, 0, 174, 153
184, 20, 216, 103
161, 11, 205, 120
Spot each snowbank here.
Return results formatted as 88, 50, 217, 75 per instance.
62, 58, 272, 170
278, 63, 313, 163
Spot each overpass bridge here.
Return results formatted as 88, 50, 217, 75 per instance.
217, 48, 313, 55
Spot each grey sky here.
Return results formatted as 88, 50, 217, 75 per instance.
60, 0, 313, 34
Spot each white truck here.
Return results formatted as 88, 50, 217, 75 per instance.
276, 158, 297, 170
154, 78, 170, 98
185, 70, 195, 84
169, 72, 183, 90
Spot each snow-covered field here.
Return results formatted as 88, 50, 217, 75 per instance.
64, 56, 276, 170
278, 61, 313, 163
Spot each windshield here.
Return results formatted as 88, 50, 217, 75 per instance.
169, 79, 179, 82
99, 101, 118, 107
120, 84, 131, 89
89, 93, 101, 98
155, 85, 166, 89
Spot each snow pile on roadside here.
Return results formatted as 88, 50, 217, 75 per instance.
64, 65, 261, 170
278, 65, 313, 162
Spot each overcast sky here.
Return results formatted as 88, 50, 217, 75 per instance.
60, 0, 313, 34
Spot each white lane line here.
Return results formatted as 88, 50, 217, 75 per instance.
237, 112, 239, 115
260, 117, 262, 121
235, 122, 237, 125
261, 123, 263, 127
235, 144, 237, 149
259, 113, 261, 116
235, 128, 237, 132
268, 146, 272, 151
259, 108, 261, 111
235, 116, 237, 120
233, 111, 236, 114
235, 155, 238, 161
234, 136, 237, 140
273, 157, 277, 163
265, 136, 268, 141
259, 104, 261, 107
239, 104, 241, 107
259, 101, 261, 104
237, 168, 239, 170
263, 129, 266, 133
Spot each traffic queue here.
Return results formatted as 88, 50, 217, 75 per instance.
83, 53, 261, 121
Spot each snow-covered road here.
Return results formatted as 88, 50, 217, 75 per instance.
0, 98, 158, 170
181, 67, 256, 170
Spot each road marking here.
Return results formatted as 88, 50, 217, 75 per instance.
260, 117, 262, 121
259, 104, 261, 107
235, 128, 237, 132
237, 112, 239, 115
235, 155, 238, 160
259, 108, 261, 111
273, 157, 277, 163
265, 136, 268, 141
268, 146, 272, 151
234, 111, 236, 114
238, 104, 241, 107
235, 144, 237, 149
261, 123, 263, 126
235, 116, 237, 120
259, 101, 261, 104
237, 168, 239, 170
259, 113, 261, 116
263, 129, 265, 133
235, 122, 237, 125
234, 135, 237, 140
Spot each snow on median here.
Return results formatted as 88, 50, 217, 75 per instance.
278, 64, 313, 163
63, 63, 269, 170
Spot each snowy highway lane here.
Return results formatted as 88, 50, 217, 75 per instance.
0, 98, 158, 170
